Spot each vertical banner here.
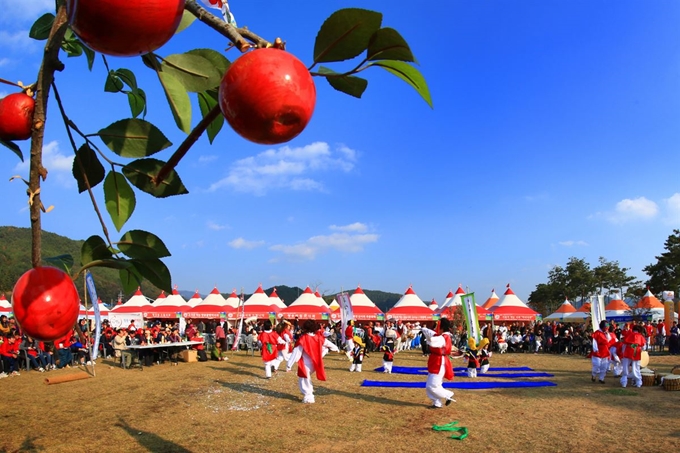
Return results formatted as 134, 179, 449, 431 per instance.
231, 295, 245, 351
85, 271, 101, 360
336, 292, 353, 343
590, 295, 603, 331
461, 293, 481, 346
663, 290, 674, 334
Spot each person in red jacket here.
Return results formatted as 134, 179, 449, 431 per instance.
344, 320, 355, 361
55, 330, 74, 369
258, 319, 283, 378
286, 319, 339, 403
0, 332, 21, 376
591, 320, 611, 384
420, 318, 456, 408
620, 325, 646, 388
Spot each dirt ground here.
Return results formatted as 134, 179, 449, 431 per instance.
1, 348, 678, 453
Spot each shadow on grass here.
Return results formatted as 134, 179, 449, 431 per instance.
1, 435, 44, 453
215, 380, 299, 402
115, 417, 190, 453
206, 365, 262, 379
315, 385, 423, 408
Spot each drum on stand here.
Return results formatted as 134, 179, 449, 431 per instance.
663, 374, 680, 391
641, 372, 656, 387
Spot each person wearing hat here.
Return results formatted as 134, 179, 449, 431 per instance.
478, 338, 492, 374
349, 335, 365, 372
286, 319, 339, 404
591, 320, 611, 384
420, 318, 456, 409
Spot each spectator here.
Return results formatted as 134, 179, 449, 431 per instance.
0, 331, 21, 376
20, 335, 45, 372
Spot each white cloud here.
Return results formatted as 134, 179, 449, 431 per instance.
558, 240, 589, 247
0, 0, 53, 24
663, 193, 680, 225
595, 196, 659, 224
0, 30, 41, 54
228, 237, 265, 250
198, 155, 218, 164
0, 58, 10, 68
207, 221, 228, 231
207, 141, 357, 196
270, 224, 379, 261
14, 141, 74, 187
330, 222, 368, 233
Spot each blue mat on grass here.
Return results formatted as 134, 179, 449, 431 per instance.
361, 380, 557, 389
375, 366, 536, 374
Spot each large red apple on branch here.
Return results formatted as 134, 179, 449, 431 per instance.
66, 0, 186, 57
0, 92, 35, 141
11, 267, 80, 342
219, 48, 317, 145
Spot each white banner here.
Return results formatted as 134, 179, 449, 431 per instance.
461, 293, 481, 345
590, 295, 605, 330
108, 312, 144, 330
85, 271, 101, 360
337, 292, 353, 343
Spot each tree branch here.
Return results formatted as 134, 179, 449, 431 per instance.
29, 4, 69, 268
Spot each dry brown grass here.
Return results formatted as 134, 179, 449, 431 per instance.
1, 349, 679, 453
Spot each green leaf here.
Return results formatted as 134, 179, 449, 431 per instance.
129, 258, 172, 293
72, 143, 105, 193
115, 69, 138, 90
186, 48, 231, 76
81, 258, 133, 275
127, 88, 147, 118
118, 230, 171, 260
176, 10, 196, 34
367, 28, 416, 62
1, 140, 23, 162
81, 235, 114, 265
160, 53, 223, 93
96, 118, 172, 158
44, 254, 73, 275
122, 158, 189, 198
158, 71, 191, 133
369, 60, 433, 108
104, 170, 136, 232
105, 71, 124, 93
318, 66, 367, 98
313, 8, 382, 64
29, 13, 55, 41
120, 266, 144, 294
141, 53, 160, 71
197, 89, 224, 144
83, 45, 95, 71
61, 29, 83, 57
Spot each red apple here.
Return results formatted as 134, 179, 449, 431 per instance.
66, 0, 185, 57
11, 267, 80, 342
219, 48, 316, 145
0, 92, 35, 141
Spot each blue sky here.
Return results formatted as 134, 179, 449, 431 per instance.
1, 0, 680, 304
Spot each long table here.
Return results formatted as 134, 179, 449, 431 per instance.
124, 341, 204, 369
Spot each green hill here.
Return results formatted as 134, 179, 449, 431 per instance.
0, 226, 161, 305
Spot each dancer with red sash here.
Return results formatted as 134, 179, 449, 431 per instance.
620, 325, 646, 388
287, 319, 339, 403
258, 320, 284, 379
420, 318, 456, 409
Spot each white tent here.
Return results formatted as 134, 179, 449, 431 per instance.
439, 285, 465, 311
545, 298, 577, 322
111, 287, 151, 313
186, 290, 203, 308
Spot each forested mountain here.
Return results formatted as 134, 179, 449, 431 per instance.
1, 227, 405, 310
0, 226, 161, 304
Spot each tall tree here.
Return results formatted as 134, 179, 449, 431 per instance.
593, 257, 641, 298
643, 229, 680, 294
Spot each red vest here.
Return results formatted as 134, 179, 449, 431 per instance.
592, 330, 610, 359
258, 330, 280, 362
296, 334, 327, 381
427, 333, 454, 380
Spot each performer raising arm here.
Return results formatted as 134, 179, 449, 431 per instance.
287, 320, 339, 404
420, 318, 456, 409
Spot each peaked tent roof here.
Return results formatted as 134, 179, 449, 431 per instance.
111, 288, 151, 313
429, 299, 438, 310
545, 299, 577, 322
481, 289, 500, 310
315, 290, 330, 308
605, 297, 631, 311
242, 285, 280, 319
347, 285, 383, 320
187, 287, 236, 319
224, 290, 241, 310
0, 294, 12, 311
186, 290, 203, 308
386, 286, 434, 321
438, 285, 465, 311
636, 289, 664, 309
441, 291, 454, 309
86, 299, 110, 315
145, 288, 190, 318
268, 288, 287, 309
489, 286, 539, 321
282, 286, 331, 320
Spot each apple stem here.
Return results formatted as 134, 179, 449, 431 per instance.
153, 104, 222, 187
185, 0, 271, 51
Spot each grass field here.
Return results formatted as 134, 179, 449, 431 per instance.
1, 348, 678, 453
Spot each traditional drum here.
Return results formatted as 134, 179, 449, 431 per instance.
641, 372, 656, 387
655, 373, 669, 386
671, 365, 680, 375
663, 374, 680, 391
640, 367, 653, 375
640, 350, 649, 368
